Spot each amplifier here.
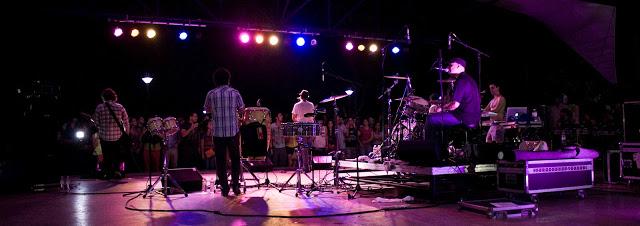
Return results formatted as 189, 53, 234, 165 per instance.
620, 143, 640, 181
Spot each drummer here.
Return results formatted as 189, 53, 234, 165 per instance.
291, 90, 315, 171
292, 90, 315, 123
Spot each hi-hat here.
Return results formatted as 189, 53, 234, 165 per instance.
319, 94, 349, 103
384, 75, 409, 80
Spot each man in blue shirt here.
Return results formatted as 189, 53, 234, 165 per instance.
203, 68, 245, 196
426, 58, 481, 163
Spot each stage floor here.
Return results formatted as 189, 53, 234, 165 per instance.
1, 170, 639, 226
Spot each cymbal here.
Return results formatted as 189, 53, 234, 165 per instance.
394, 95, 429, 106
384, 75, 409, 80
437, 79, 456, 83
319, 94, 349, 103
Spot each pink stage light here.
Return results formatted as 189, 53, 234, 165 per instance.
114, 28, 123, 37
239, 32, 250, 43
345, 42, 354, 51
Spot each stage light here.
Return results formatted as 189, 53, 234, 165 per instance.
179, 32, 188, 40
75, 131, 85, 140
310, 39, 317, 46
296, 37, 305, 46
269, 35, 279, 45
392, 46, 400, 54
239, 32, 250, 43
369, 44, 378, 52
146, 29, 156, 39
114, 27, 123, 37
345, 42, 354, 51
142, 76, 153, 84
255, 34, 264, 44
357, 44, 365, 51
345, 89, 354, 95
131, 29, 140, 37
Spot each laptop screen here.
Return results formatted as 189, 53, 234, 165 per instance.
506, 107, 528, 122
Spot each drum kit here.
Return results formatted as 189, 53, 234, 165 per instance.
382, 75, 434, 148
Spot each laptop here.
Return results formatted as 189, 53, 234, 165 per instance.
506, 107, 528, 122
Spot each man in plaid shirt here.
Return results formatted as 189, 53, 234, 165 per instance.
203, 68, 244, 196
93, 88, 130, 179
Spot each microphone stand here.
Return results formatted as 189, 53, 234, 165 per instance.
378, 80, 398, 148
450, 36, 490, 87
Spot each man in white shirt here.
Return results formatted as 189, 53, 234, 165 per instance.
292, 90, 315, 123
291, 90, 315, 172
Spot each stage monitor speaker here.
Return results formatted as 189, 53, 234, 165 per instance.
243, 158, 272, 172
162, 168, 203, 193
312, 156, 332, 169
396, 140, 442, 165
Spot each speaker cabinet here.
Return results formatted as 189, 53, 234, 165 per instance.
162, 168, 203, 193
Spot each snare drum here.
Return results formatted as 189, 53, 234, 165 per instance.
163, 117, 179, 136
282, 122, 321, 137
147, 117, 164, 136
243, 107, 271, 125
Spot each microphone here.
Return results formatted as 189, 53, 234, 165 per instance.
405, 26, 411, 44
321, 61, 326, 82
433, 67, 449, 72
448, 33, 452, 50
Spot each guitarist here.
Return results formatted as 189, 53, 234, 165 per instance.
93, 88, 130, 179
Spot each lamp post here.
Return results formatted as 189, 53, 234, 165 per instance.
141, 73, 153, 114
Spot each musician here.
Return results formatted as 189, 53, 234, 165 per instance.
426, 58, 481, 162
483, 82, 506, 143
203, 67, 245, 197
291, 90, 315, 172
93, 88, 130, 179
429, 58, 481, 128
291, 90, 315, 123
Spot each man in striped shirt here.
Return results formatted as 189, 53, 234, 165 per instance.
203, 68, 245, 196
93, 88, 130, 179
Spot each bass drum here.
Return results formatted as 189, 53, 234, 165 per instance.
390, 119, 425, 144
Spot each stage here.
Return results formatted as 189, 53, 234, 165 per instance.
1, 170, 638, 225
